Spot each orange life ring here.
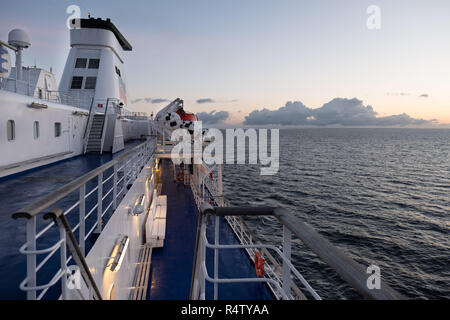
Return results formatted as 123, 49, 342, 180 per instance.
254, 251, 265, 278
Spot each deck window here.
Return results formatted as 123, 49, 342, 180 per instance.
75, 58, 87, 68
70, 76, 83, 89
54, 122, 61, 137
7, 120, 15, 141
84, 77, 97, 90
88, 59, 100, 69
115, 66, 121, 77
33, 121, 39, 140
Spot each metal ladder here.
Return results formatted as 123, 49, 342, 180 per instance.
85, 114, 106, 153
84, 98, 111, 154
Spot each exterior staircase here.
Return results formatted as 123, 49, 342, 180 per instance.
84, 114, 106, 154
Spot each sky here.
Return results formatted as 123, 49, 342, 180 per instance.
1, 0, 449, 125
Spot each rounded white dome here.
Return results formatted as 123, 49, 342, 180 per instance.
8, 29, 31, 48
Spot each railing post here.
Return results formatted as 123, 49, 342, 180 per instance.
113, 164, 118, 210
97, 173, 103, 233
200, 217, 207, 300
214, 215, 219, 300
26, 216, 37, 300
133, 154, 137, 179
124, 159, 129, 189
79, 184, 86, 256
130, 155, 134, 181
282, 224, 292, 298
59, 221, 67, 300
217, 164, 223, 203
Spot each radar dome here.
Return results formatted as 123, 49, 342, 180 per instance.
8, 29, 31, 48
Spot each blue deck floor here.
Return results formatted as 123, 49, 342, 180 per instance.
0, 140, 145, 300
147, 160, 273, 300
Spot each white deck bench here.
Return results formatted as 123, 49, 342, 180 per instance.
146, 195, 167, 247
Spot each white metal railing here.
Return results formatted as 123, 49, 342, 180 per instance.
191, 202, 403, 300
99, 98, 113, 154
190, 202, 321, 301
120, 107, 149, 119
82, 98, 95, 153
189, 160, 402, 300
0, 76, 95, 109
188, 162, 316, 300
225, 215, 308, 300
12, 138, 156, 300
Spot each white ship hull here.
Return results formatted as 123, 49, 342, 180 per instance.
0, 90, 87, 178
0, 90, 152, 178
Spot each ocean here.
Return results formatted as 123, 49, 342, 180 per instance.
222, 128, 450, 299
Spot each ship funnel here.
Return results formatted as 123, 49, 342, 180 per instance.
8, 29, 30, 81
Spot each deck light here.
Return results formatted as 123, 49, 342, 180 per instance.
109, 235, 129, 272
132, 194, 145, 215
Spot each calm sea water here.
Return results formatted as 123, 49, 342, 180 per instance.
222, 128, 450, 299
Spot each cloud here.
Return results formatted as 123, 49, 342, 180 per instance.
244, 98, 433, 126
151, 98, 170, 103
387, 92, 411, 96
244, 101, 311, 126
131, 98, 169, 104
196, 98, 216, 104
197, 110, 230, 124
419, 94, 429, 98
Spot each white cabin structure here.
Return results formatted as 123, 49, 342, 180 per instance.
0, 17, 150, 178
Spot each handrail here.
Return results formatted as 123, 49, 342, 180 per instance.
200, 227, 321, 299
99, 98, 110, 154
197, 167, 307, 299
193, 203, 403, 300
12, 138, 156, 300
226, 215, 307, 299
20, 269, 65, 292
201, 261, 290, 300
1, 76, 95, 108
189, 203, 205, 299
83, 98, 95, 140
273, 207, 403, 300
12, 139, 154, 220
44, 208, 102, 300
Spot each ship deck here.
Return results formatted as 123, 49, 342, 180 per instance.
147, 159, 273, 300
0, 140, 146, 299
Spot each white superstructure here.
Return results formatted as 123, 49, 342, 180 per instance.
0, 18, 150, 178
59, 17, 133, 111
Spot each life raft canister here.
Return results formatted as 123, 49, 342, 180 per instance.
254, 251, 265, 278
